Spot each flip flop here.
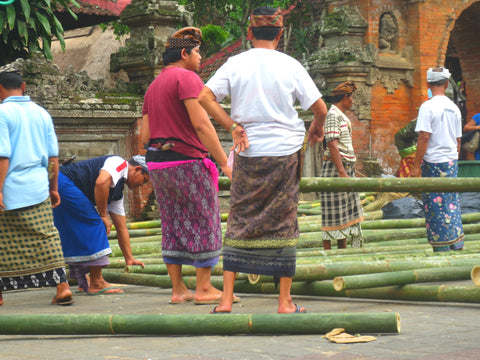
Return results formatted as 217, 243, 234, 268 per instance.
87, 286, 124, 295
169, 297, 194, 304
293, 304, 307, 313
194, 295, 241, 305
210, 306, 231, 314
52, 296, 75, 306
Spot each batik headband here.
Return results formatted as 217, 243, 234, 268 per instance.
0, 63, 21, 76
249, 8, 283, 28
165, 27, 202, 49
331, 81, 357, 96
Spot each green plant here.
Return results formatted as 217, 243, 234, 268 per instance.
0, 0, 80, 64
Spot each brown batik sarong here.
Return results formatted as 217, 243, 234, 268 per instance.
0, 199, 67, 290
223, 153, 299, 277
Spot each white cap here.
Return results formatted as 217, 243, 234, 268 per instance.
427, 67, 451, 83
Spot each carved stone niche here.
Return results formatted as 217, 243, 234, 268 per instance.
367, 13, 415, 94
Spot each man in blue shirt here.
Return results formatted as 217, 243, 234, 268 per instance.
0, 63, 74, 306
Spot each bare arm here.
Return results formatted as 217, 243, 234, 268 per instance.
95, 169, 113, 233
307, 98, 328, 146
0, 157, 8, 211
327, 139, 349, 177
464, 118, 480, 132
184, 98, 232, 179
48, 157, 61, 208
140, 114, 150, 146
198, 86, 249, 154
412, 131, 430, 178
110, 211, 145, 267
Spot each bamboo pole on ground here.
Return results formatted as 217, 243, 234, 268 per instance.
237, 279, 480, 304
220, 176, 480, 193
104, 256, 480, 286
0, 312, 400, 335
332, 266, 474, 291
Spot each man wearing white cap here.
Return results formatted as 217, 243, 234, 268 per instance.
53, 155, 148, 294
412, 67, 464, 252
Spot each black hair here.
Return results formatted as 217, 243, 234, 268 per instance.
162, 47, 194, 66
128, 158, 148, 174
250, 7, 282, 41
0, 72, 23, 89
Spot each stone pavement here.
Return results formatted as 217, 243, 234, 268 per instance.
0, 280, 479, 360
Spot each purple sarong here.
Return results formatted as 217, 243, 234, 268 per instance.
149, 160, 222, 264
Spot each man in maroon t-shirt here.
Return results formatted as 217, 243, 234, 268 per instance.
141, 27, 234, 305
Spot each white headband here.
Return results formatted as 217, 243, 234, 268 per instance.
427, 67, 451, 83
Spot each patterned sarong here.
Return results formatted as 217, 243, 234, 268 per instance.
0, 199, 68, 291
320, 161, 364, 247
149, 160, 222, 263
421, 160, 464, 252
223, 153, 299, 277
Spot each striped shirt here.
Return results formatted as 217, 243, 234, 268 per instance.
324, 104, 356, 162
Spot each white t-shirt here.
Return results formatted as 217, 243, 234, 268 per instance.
206, 48, 322, 157
415, 95, 462, 163
101, 156, 127, 216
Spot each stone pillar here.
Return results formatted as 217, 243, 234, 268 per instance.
110, 0, 192, 93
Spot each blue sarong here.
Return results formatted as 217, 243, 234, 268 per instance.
53, 172, 112, 262
421, 160, 464, 252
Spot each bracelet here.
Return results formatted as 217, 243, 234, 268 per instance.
229, 122, 238, 133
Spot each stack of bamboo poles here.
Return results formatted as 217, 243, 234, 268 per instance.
104, 176, 480, 306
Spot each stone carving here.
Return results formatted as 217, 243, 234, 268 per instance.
378, 13, 398, 53
110, 0, 192, 93
352, 85, 371, 121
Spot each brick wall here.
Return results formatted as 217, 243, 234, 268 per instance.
337, 0, 480, 172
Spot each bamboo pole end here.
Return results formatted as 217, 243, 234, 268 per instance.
470, 265, 480, 286
248, 274, 261, 285
332, 277, 345, 292
395, 312, 401, 333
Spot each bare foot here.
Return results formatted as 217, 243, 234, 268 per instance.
55, 282, 73, 300
169, 291, 194, 304
193, 285, 223, 303
210, 302, 232, 313
278, 303, 306, 314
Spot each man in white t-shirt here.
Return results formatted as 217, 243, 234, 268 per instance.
199, 6, 327, 314
413, 67, 464, 251
53, 155, 148, 293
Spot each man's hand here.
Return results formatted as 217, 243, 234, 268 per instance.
411, 166, 422, 178
231, 125, 249, 153
307, 123, 324, 146
101, 215, 112, 235
221, 164, 232, 180
0, 193, 4, 213
126, 258, 145, 268
50, 190, 61, 208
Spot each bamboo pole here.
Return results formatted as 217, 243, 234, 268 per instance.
0, 312, 400, 335
218, 176, 480, 193
470, 265, 480, 286
332, 266, 474, 291
105, 257, 480, 287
